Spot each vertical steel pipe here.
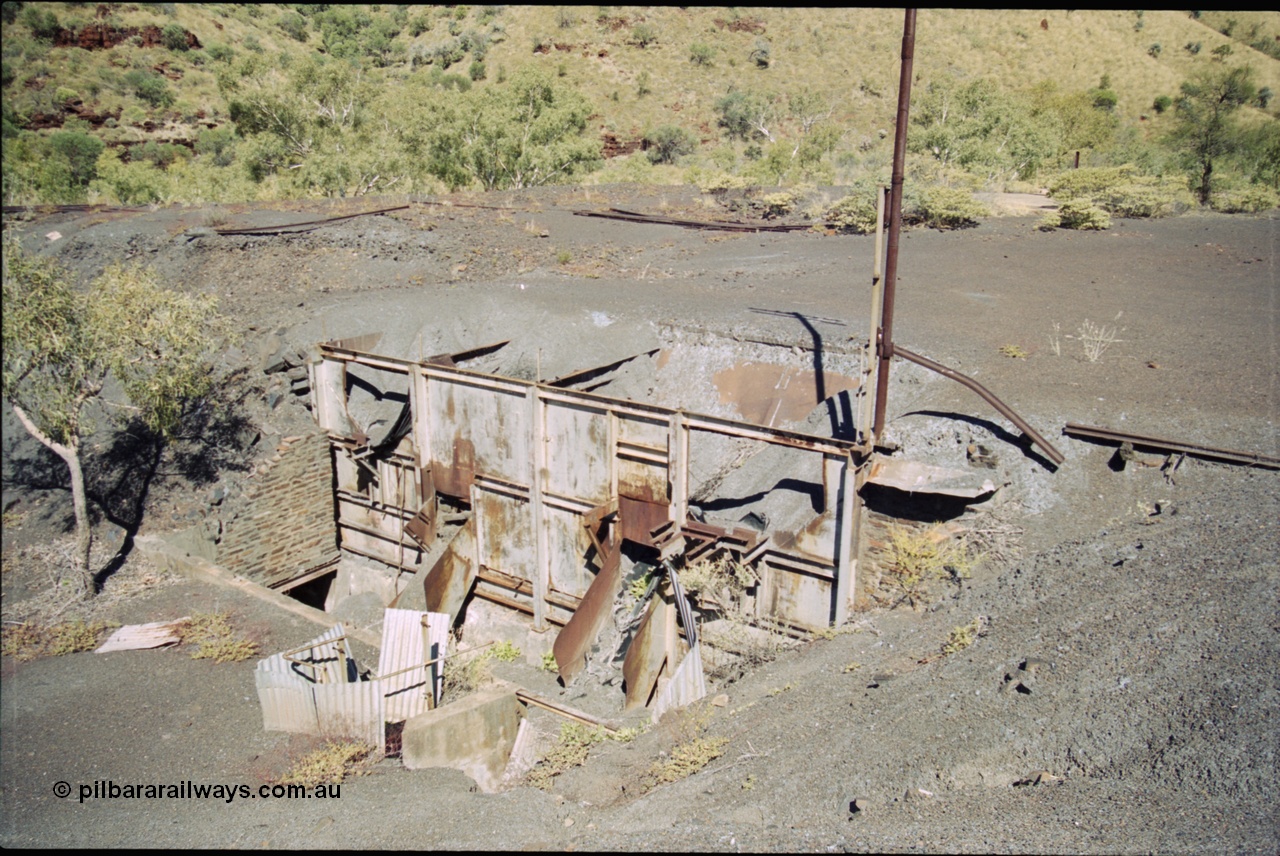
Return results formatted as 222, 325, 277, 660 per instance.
872, 8, 917, 441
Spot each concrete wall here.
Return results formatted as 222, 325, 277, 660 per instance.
217, 431, 340, 587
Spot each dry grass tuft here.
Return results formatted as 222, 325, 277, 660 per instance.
178, 612, 259, 663
276, 740, 376, 787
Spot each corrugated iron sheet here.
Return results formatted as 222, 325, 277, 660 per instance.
378, 609, 449, 722
313, 680, 384, 747
254, 625, 352, 734
651, 642, 706, 723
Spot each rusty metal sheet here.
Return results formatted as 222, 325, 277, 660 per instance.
865, 457, 996, 498
713, 362, 862, 427
552, 533, 621, 684
622, 597, 672, 710
542, 399, 612, 504
618, 495, 669, 546
404, 494, 438, 550
423, 517, 478, 623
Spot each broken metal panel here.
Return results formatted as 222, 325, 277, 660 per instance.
622, 596, 674, 710
651, 642, 706, 723
551, 531, 621, 684
95, 618, 189, 653
422, 516, 478, 622
865, 456, 997, 498
758, 553, 838, 630
313, 680, 384, 747
254, 625, 353, 735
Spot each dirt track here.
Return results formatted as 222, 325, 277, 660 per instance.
2, 190, 1277, 852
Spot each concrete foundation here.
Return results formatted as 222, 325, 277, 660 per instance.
400, 680, 526, 792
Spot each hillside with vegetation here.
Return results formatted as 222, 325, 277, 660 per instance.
3, 5, 1278, 218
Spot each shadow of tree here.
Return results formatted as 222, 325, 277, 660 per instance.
3, 369, 257, 590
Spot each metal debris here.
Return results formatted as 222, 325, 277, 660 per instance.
95, 617, 190, 653
1063, 422, 1280, 470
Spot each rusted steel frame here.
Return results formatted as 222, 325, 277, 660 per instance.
1063, 423, 1280, 469
515, 689, 619, 733
472, 585, 570, 625
214, 204, 410, 235
475, 566, 582, 611
872, 9, 917, 441
894, 345, 1065, 466
320, 346, 867, 457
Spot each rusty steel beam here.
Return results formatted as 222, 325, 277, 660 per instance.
1063, 423, 1280, 470
215, 205, 410, 236
893, 345, 1065, 467
574, 208, 812, 233
872, 8, 918, 441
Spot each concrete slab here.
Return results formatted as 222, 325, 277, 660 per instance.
401, 680, 525, 792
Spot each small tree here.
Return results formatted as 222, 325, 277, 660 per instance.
1170, 66, 1257, 204
2, 239, 224, 598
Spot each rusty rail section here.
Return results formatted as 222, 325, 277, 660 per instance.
574, 208, 813, 233
214, 204, 410, 236
894, 345, 1066, 467
1063, 423, 1280, 470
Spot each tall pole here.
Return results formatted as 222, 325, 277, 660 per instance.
872, 8, 917, 441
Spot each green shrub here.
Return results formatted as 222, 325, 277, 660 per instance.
1047, 167, 1189, 218
278, 11, 308, 43
629, 23, 658, 48
689, 42, 714, 66
468, 60, 486, 81
49, 129, 104, 186
1055, 198, 1111, 230
1097, 182, 1192, 218
1210, 185, 1280, 213
913, 186, 989, 229
161, 23, 188, 52
123, 70, 174, 108
20, 7, 60, 42
824, 186, 879, 233
645, 125, 697, 165
206, 43, 235, 63
757, 190, 797, 218
1153, 95, 1172, 114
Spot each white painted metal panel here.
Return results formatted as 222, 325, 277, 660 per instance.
543, 400, 611, 504
545, 505, 594, 598
426, 376, 529, 484
475, 486, 535, 580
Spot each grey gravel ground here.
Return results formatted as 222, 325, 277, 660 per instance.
2, 191, 1277, 852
